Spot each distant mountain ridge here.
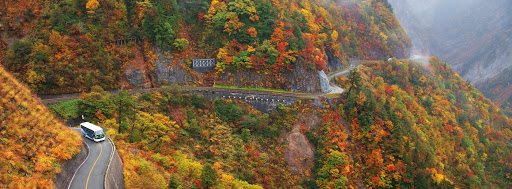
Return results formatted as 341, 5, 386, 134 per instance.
388, 0, 512, 114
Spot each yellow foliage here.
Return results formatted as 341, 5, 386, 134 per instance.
329, 168, 340, 177
224, 13, 245, 35
86, 0, 100, 14
0, 65, 82, 186
221, 173, 235, 181
247, 45, 256, 53
331, 30, 339, 42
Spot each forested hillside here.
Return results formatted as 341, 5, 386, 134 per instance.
65, 86, 309, 188
389, 0, 512, 116
0, 0, 410, 94
325, 58, 512, 188
0, 65, 82, 188
49, 57, 512, 188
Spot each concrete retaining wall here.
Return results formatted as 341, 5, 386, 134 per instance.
104, 137, 124, 189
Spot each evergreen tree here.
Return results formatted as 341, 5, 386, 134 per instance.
201, 164, 218, 188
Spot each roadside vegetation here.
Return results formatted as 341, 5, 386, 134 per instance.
0, 65, 82, 188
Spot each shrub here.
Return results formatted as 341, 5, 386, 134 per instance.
173, 38, 189, 51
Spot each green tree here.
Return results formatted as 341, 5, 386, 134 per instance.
117, 90, 136, 132
201, 164, 218, 188
5, 40, 33, 72
173, 38, 189, 51
168, 174, 181, 189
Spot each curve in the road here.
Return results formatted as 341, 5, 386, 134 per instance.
69, 129, 112, 189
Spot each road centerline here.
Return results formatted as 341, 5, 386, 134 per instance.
85, 142, 102, 189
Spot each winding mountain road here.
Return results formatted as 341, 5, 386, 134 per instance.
40, 65, 360, 105
327, 64, 357, 80
43, 63, 362, 188
69, 128, 113, 189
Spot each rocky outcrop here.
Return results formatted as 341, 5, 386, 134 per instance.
126, 48, 200, 87
325, 49, 343, 71
125, 68, 151, 88
153, 60, 198, 85
318, 71, 332, 93
284, 113, 319, 177
217, 59, 322, 93
127, 48, 324, 93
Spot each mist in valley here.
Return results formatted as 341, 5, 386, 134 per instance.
389, 0, 512, 81
389, 0, 512, 111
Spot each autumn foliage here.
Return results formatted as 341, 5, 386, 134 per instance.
320, 58, 512, 188
71, 88, 312, 188
0, 65, 82, 188
1, 0, 410, 94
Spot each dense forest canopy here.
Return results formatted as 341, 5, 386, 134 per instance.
4, 0, 512, 188
46, 57, 512, 188
0, 0, 410, 94
0, 65, 82, 188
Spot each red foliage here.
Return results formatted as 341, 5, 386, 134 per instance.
388, 164, 395, 172
198, 13, 205, 22
384, 84, 391, 94
372, 176, 380, 184
445, 124, 454, 133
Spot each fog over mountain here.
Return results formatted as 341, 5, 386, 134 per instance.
389, 0, 512, 112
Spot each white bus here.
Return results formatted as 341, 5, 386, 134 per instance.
80, 122, 105, 142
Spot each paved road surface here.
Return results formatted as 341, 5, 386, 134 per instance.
39, 64, 364, 104
327, 64, 356, 80
69, 128, 112, 189
40, 86, 323, 104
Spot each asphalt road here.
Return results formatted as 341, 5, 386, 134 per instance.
69, 128, 112, 189
39, 63, 363, 105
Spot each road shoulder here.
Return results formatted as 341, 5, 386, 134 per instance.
53, 139, 88, 189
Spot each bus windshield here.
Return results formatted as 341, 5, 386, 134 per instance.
95, 130, 105, 139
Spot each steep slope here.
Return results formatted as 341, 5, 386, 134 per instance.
51, 57, 512, 188
388, 0, 512, 115
319, 58, 512, 188
1, 0, 410, 94
0, 65, 82, 188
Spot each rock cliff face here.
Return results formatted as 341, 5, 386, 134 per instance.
125, 68, 151, 88
389, 0, 512, 112
153, 60, 198, 86
126, 49, 324, 93
126, 49, 199, 88
325, 50, 343, 72
217, 59, 323, 93
284, 113, 319, 178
